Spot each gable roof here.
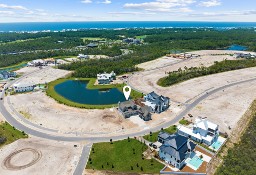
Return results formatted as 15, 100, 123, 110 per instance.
149, 91, 160, 99
160, 139, 196, 161
195, 118, 218, 130
119, 101, 136, 111
87, 43, 98, 47
164, 134, 188, 150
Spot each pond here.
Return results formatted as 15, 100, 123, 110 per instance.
226, 45, 247, 51
54, 80, 126, 105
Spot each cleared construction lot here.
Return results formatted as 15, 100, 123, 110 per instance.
0, 138, 82, 175
130, 50, 256, 134
15, 66, 71, 85
6, 50, 256, 136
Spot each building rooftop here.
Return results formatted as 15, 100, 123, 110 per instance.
195, 118, 218, 131
178, 125, 214, 143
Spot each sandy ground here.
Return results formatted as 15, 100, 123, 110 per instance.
129, 50, 256, 134
0, 137, 82, 175
129, 50, 254, 102
8, 91, 183, 135
188, 80, 256, 134
7, 50, 256, 136
15, 66, 40, 75
88, 55, 109, 59
0, 113, 5, 122
137, 56, 181, 70
15, 67, 71, 85
9, 91, 137, 134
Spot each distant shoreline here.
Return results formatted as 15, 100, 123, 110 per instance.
0, 21, 256, 33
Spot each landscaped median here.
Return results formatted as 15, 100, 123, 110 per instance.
86, 139, 164, 174
46, 78, 143, 109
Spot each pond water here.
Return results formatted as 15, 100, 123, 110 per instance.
54, 80, 126, 105
226, 45, 247, 51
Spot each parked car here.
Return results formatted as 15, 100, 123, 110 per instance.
152, 144, 157, 149
149, 143, 153, 147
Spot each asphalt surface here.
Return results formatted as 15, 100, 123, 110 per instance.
73, 143, 92, 175
1, 77, 256, 143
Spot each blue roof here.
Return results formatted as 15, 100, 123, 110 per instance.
159, 132, 196, 161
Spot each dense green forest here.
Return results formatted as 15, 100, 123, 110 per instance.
1, 28, 256, 74
158, 59, 256, 87
216, 100, 256, 175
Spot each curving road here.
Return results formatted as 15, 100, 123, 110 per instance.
1, 75, 256, 143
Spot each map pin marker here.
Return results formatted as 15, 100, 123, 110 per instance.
123, 86, 131, 100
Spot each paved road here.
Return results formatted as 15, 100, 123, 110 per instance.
73, 143, 92, 175
1, 77, 256, 143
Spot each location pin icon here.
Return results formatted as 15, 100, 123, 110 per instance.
123, 86, 131, 100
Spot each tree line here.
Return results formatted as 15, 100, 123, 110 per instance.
158, 59, 256, 87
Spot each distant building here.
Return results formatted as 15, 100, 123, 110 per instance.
178, 117, 219, 146
97, 71, 116, 84
77, 54, 89, 60
123, 38, 141, 45
118, 101, 151, 121
0, 71, 17, 80
27, 59, 45, 67
158, 132, 196, 169
13, 83, 35, 93
233, 53, 255, 59
144, 91, 170, 113
87, 43, 98, 48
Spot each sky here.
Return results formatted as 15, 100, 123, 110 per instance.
0, 0, 255, 22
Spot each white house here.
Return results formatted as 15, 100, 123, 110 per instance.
178, 117, 219, 146
143, 91, 170, 113
27, 59, 45, 67
13, 83, 35, 93
77, 54, 89, 60
97, 71, 116, 84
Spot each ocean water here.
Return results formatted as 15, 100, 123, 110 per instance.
0, 21, 256, 32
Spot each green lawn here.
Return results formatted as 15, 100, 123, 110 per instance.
135, 35, 147, 40
143, 125, 177, 142
0, 61, 27, 71
82, 37, 105, 42
0, 122, 28, 147
46, 78, 143, 109
179, 119, 191, 125
87, 139, 164, 174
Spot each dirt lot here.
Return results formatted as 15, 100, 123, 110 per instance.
137, 56, 181, 70
129, 50, 256, 134
8, 90, 184, 136
0, 137, 82, 175
187, 80, 256, 134
9, 91, 138, 135
15, 67, 71, 85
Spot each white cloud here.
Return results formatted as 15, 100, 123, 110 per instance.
191, 10, 256, 17
0, 10, 15, 15
99, 0, 111, 4
81, 0, 92, 4
0, 4, 28, 10
109, 11, 156, 15
124, 0, 195, 12
199, 0, 221, 7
